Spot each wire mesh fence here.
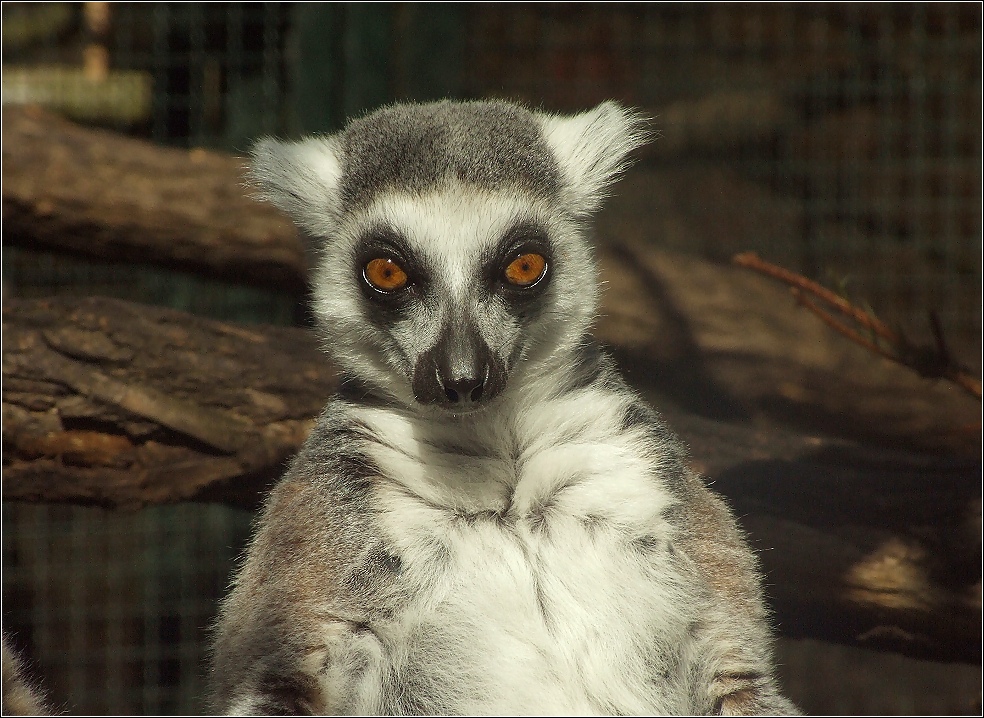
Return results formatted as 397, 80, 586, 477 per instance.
2, 502, 253, 715
2, 3, 980, 714
463, 4, 981, 353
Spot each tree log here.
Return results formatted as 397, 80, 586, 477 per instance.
594, 239, 979, 458
1, 105, 307, 291
3, 296, 980, 662
2, 297, 336, 508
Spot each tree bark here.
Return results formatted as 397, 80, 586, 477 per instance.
2, 296, 336, 508
2, 105, 307, 291
2, 296, 979, 662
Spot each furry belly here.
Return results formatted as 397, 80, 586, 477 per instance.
356, 510, 696, 715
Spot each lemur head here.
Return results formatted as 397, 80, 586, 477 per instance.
251, 100, 647, 414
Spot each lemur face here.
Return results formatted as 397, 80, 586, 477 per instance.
330, 188, 588, 414
249, 100, 647, 413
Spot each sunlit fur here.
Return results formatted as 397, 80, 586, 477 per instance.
2, 637, 51, 716
210, 100, 798, 715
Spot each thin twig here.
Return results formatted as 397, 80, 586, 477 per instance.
944, 362, 982, 399
733, 252, 900, 345
733, 252, 981, 401
790, 288, 898, 363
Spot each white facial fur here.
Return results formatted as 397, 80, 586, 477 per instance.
306, 187, 598, 408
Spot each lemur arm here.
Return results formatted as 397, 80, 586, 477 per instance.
210, 477, 380, 716
676, 471, 801, 716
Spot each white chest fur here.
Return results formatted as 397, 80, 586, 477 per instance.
339, 389, 700, 715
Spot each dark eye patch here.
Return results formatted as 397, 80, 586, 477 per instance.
493, 221, 551, 261
354, 226, 429, 310
484, 220, 554, 300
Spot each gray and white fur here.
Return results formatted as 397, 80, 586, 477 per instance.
210, 99, 798, 715
2, 636, 51, 715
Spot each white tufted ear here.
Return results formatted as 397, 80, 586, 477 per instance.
248, 136, 343, 237
536, 101, 650, 217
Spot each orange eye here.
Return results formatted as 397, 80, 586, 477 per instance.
504, 253, 547, 287
364, 258, 409, 292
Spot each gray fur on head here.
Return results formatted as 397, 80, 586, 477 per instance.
337, 101, 562, 209
250, 99, 649, 233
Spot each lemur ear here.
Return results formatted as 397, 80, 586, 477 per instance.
248, 136, 343, 237
537, 101, 650, 217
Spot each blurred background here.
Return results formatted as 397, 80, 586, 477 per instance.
2, 3, 980, 714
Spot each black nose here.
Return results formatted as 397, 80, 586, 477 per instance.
442, 375, 486, 404
411, 324, 506, 409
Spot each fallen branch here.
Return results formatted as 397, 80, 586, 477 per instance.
733, 252, 981, 400
3, 296, 338, 508
1, 105, 307, 291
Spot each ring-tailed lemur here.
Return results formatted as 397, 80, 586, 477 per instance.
210, 99, 798, 715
